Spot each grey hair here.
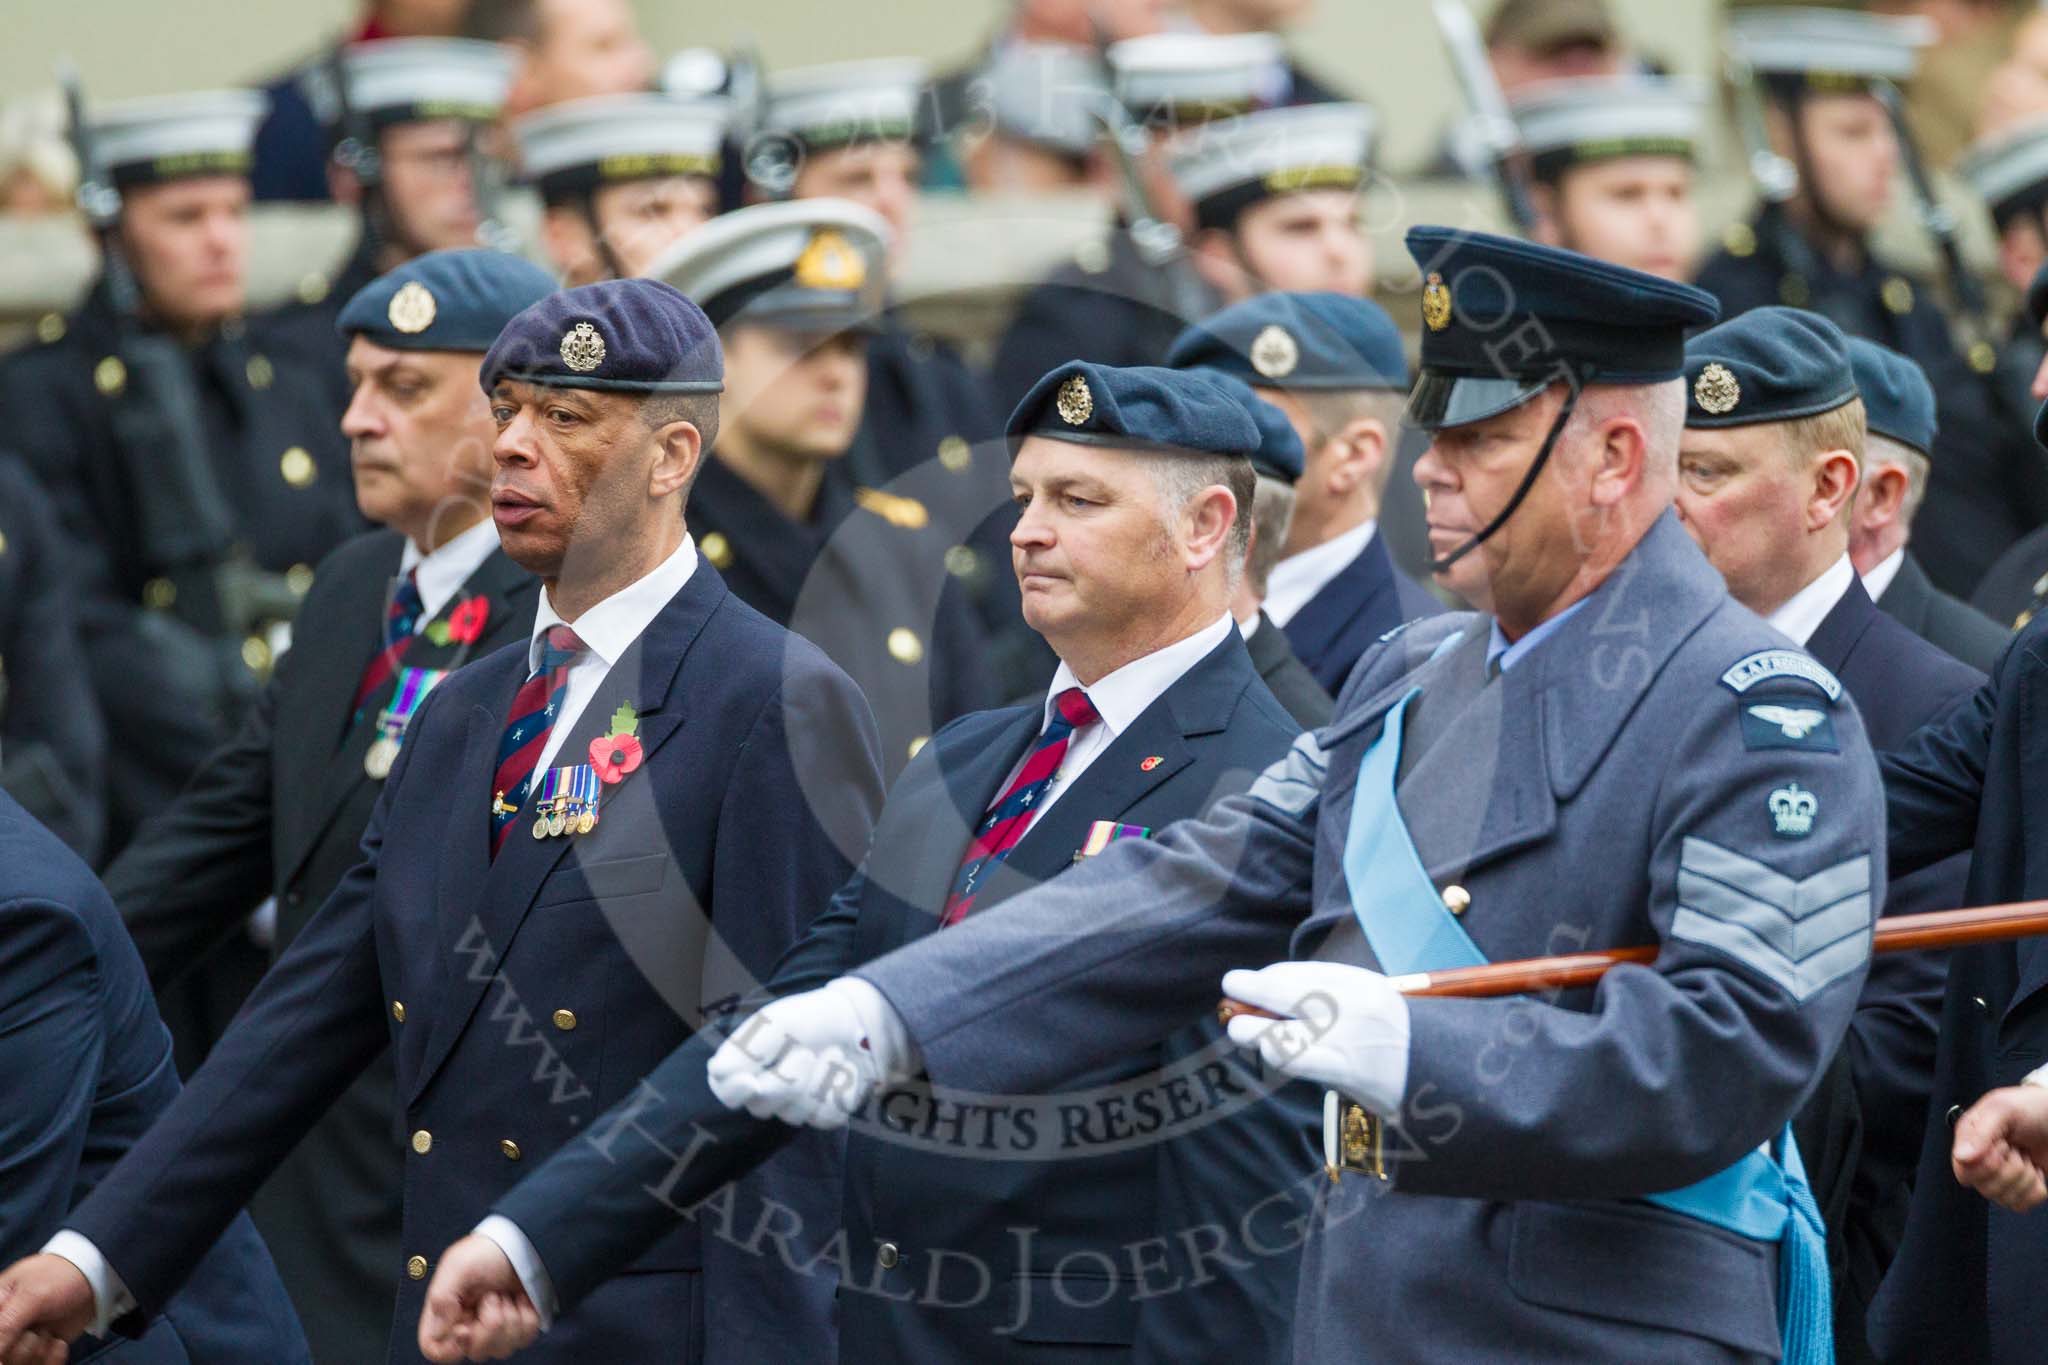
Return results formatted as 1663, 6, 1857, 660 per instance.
1149, 451, 1256, 590
1571, 378, 1686, 479
1245, 474, 1298, 599
1863, 431, 1931, 522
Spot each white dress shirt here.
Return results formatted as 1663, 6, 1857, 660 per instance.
401, 515, 504, 626
1766, 552, 1856, 648
1236, 610, 1261, 641
1262, 520, 1376, 628
524, 535, 698, 779
1859, 546, 1906, 605
44, 535, 701, 1340
1005, 613, 1235, 839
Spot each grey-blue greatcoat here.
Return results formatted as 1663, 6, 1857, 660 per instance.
853, 511, 1888, 1363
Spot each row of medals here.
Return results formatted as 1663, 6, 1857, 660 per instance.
533, 799, 597, 840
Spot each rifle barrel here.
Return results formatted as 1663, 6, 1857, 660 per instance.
1217, 900, 2048, 1022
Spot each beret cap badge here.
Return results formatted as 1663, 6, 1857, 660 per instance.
1421, 272, 1452, 332
1694, 361, 1741, 415
1249, 324, 1299, 379
1056, 373, 1093, 425
560, 321, 606, 373
387, 281, 437, 334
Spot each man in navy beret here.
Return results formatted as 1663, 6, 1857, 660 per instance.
1167, 291, 1441, 694
703, 228, 1890, 1365
1842, 337, 2010, 672
406, 360, 1307, 1364
0, 278, 888, 1365
67, 248, 551, 1362
1675, 305, 1983, 1361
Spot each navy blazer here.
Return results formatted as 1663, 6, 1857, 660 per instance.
491, 628, 1310, 1363
1868, 618, 2048, 1365
1873, 551, 2009, 675
1280, 530, 1443, 695
0, 791, 309, 1364
1243, 611, 1333, 729
1796, 578, 1982, 1359
103, 527, 538, 1363
60, 565, 885, 1365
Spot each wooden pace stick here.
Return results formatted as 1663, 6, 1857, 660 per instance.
1217, 901, 2048, 1024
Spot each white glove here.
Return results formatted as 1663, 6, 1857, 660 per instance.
706, 978, 919, 1130
1222, 961, 1411, 1118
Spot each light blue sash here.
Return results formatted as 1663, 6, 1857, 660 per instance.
1340, 680, 1832, 1365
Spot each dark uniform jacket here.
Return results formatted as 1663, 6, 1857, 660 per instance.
989, 231, 1222, 421
1279, 529, 1444, 696
1873, 550, 2009, 673
101, 527, 536, 1363
860, 313, 1053, 693
1867, 618, 2048, 1365
0, 789, 310, 1364
1243, 610, 1331, 729
689, 457, 996, 780
1695, 214, 2048, 597
1969, 524, 2048, 630
61, 565, 885, 1365
0, 457, 106, 862
1792, 577, 1982, 1363
0, 283, 360, 846
486, 629, 1311, 1364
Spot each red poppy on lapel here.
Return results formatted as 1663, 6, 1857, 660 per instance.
446, 595, 490, 645
590, 733, 644, 783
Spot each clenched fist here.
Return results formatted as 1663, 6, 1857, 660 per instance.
0, 1254, 96, 1365
417, 1235, 542, 1362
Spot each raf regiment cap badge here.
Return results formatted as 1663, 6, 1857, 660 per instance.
387, 280, 437, 334
1056, 373, 1093, 425
1249, 324, 1299, 379
1694, 362, 1740, 415
1421, 272, 1451, 332
560, 321, 606, 373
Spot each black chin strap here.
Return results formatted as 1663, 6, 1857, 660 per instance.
1424, 375, 1583, 575
579, 193, 628, 282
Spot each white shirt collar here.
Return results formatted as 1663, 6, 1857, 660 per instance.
1859, 546, 1907, 604
1236, 610, 1261, 642
1042, 614, 1235, 739
400, 517, 503, 624
1765, 552, 1855, 647
1263, 519, 1376, 628
528, 534, 699, 673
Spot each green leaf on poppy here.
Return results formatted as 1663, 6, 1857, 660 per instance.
425, 621, 452, 646
609, 702, 640, 736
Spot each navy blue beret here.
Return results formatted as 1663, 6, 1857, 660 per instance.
337, 249, 557, 352
1165, 292, 1408, 392
1204, 372, 1305, 482
480, 278, 723, 395
1844, 337, 1935, 456
1007, 362, 1260, 458
1404, 226, 1719, 431
1684, 306, 1856, 429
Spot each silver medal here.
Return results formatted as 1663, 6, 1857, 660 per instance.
364, 736, 399, 780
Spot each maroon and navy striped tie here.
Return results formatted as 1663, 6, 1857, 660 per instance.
351, 570, 426, 713
488, 625, 585, 858
940, 686, 1099, 926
